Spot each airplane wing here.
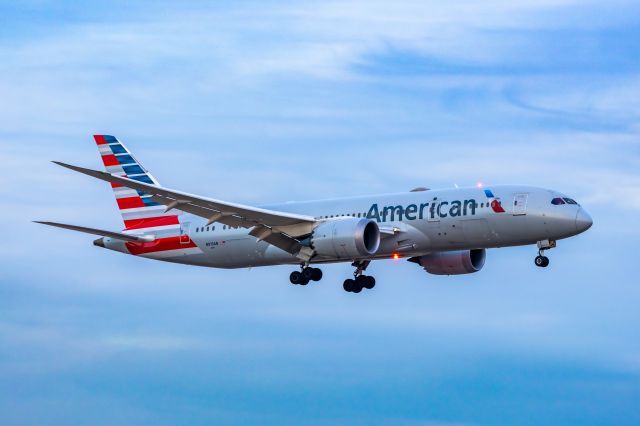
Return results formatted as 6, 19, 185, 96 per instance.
53, 162, 317, 261
34, 221, 155, 243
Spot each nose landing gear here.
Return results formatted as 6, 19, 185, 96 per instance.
535, 254, 550, 268
343, 260, 376, 293
535, 240, 556, 268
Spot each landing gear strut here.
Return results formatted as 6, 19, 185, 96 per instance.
290, 265, 323, 286
535, 240, 556, 268
343, 260, 376, 293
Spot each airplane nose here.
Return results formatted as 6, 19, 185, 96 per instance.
575, 208, 593, 233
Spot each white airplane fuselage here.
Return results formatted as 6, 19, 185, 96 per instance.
99, 184, 592, 269
40, 135, 593, 291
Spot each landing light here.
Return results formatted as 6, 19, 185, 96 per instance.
476, 182, 484, 188
392, 253, 400, 260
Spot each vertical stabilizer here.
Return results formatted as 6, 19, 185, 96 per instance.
94, 135, 180, 231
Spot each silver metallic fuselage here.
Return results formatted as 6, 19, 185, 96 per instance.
102, 185, 593, 268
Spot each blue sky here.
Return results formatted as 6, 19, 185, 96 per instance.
1, 1, 639, 425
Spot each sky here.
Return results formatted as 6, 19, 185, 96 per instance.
1, 1, 639, 425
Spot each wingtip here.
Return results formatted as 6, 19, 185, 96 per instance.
51, 161, 88, 173
51, 160, 67, 167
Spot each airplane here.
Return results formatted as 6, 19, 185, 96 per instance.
37, 135, 593, 293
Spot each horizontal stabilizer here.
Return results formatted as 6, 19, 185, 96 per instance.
34, 221, 155, 242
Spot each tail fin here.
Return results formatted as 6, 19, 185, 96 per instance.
94, 135, 179, 231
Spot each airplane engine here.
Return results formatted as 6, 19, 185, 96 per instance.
311, 218, 380, 259
414, 249, 486, 275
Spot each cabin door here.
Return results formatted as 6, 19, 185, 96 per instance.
513, 194, 528, 216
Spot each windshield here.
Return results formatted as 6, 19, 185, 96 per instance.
551, 196, 580, 206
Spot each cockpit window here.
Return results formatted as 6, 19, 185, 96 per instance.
551, 197, 565, 205
563, 198, 579, 205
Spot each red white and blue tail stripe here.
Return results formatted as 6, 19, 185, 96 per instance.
94, 134, 182, 231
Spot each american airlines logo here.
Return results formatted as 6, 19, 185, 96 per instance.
366, 199, 481, 222
366, 193, 505, 222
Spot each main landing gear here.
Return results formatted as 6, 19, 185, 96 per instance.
343, 260, 376, 294
288, 261, 377, 294
290, 266, 323, 286
535, 240, 556, 268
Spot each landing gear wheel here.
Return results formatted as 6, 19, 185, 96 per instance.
311, 268, 323, 282
535, 256, 550, 268
363, 276, 376, 289
302, 267, 314, 281
290, 271, 303, 285
343, 279, 355, 293
301, 267, 323, 282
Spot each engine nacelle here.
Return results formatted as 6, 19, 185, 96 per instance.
311, 218, 380, 259
415, 249, 486, 275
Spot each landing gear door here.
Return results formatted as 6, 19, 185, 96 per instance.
513, 194, 528, 216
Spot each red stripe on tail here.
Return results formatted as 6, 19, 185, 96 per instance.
101, 154, 119, 167
94, 135, 108, 145
116, 196, 146, 209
